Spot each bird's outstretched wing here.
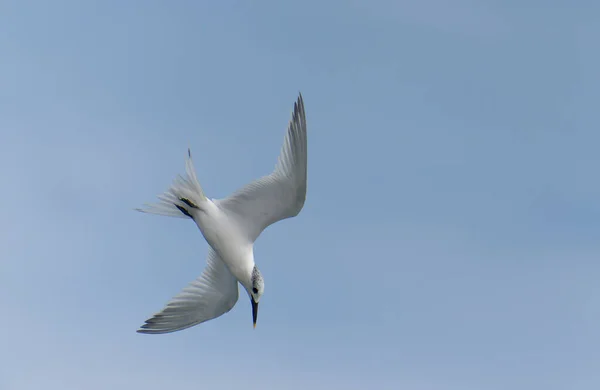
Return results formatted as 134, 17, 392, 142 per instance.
217, 93, 308, 242
137, 247, 239, 334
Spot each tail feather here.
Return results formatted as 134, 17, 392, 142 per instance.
136, 149, 207, 219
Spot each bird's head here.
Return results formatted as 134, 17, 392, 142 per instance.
247, 265, 264, 329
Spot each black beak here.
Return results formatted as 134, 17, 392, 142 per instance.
251, 296, 259, 329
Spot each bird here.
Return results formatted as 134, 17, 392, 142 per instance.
135, 93, 307, 334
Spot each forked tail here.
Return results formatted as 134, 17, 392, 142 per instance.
136, 149, 207, 218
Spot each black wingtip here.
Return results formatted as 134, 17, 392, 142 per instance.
188, 148, 191, 158
296, 92, 304, 114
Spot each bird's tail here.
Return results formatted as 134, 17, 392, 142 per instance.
136, 148, 207, 219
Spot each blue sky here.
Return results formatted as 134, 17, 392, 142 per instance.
1, 1, 599, 389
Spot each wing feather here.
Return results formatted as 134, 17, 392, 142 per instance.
217, 93, 308, 242
137, 247, 239, 334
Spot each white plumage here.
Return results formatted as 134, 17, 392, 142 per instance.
136, 94, 307, 334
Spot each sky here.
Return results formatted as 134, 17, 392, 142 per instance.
1, 1, 599, 389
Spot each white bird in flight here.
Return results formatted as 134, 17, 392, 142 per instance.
136, 94, 307, 334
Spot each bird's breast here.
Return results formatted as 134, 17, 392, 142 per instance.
193, 202, 252, 279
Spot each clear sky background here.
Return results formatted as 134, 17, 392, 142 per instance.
1, 1, 599, 389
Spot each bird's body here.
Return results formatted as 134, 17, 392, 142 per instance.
136, 94, 307, 334
192, 199, 255, 286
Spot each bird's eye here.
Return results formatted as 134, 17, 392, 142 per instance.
252, 287, 258, 294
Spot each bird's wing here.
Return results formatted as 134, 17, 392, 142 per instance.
137, 247, 239, 334
217, 93, 307, 242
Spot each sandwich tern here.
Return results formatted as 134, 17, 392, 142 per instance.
136, 94, 307, 333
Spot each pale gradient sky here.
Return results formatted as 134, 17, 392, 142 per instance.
1, 1, 599, 389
